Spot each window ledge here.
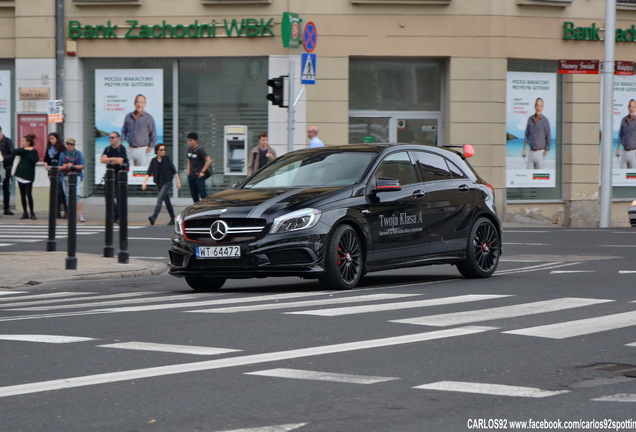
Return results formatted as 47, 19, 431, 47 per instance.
202, 0, 270, 4
352, 0, 450, 4
516, 0, 572, 6
73, 0, 141, 5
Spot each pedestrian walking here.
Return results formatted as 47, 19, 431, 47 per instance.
142, 144, 181, 225
0, 125, 15, 215
58, 138, 86, 222
247, 132, 276, 176
13, 134, 39, 220
185, 132, 212, 203
44, 132, 67, 218
307, 126, 325, 148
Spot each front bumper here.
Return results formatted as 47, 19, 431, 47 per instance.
168, 231, 328, 279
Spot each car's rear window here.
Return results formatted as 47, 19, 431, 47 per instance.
244, 151, 375, 189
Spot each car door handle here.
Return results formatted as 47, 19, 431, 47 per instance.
457, 184, 470, 193
412, 190, 426, 198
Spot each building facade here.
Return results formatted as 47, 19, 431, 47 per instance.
1, 0, 635, 226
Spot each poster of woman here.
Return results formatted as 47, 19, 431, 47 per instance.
506, 72, 557, 188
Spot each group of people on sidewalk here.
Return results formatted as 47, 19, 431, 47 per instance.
0, 126, 85, 222
0, 120, 326, 226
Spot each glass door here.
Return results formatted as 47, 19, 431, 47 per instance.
349, 113, 442, 145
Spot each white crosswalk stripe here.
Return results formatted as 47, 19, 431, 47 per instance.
414, 381, 569, 398
390, 298, 614, 327
245, 368, 398, 384
0, 224, 143, 247
285, 294, 510, 317
97, 342, 242, 356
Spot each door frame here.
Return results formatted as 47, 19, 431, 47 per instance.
349, 111, 444, 145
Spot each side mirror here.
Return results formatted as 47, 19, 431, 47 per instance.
373, 177, 402, 192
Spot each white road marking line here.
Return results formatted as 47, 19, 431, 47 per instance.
187, 293, 421, 314
626, 342, 636, 347
503, 230, 550, 233
0, 326, 494, 398
619, 271, 636, 274
130, 256, 168, 260
0, 334, 96, 343
0, 239, 40, 243
215, 424, 308, 432
98, 342, 242, 356
391, 298, 614, 327
502, 242, 548, 246
414, 381, 569, 398
245, 368, 398, 384
592, 393, 636, 402
0, 291, 93, 302
2, 291, 160, 309
0, 291, 28, 296
504, 310, 636, 339
128, 237, 171, 241
0, 243, 13, 247
550, 270, 594, 274
97, 291, 335, 313
601, 245, 636, 248
8, 293, 206, 311
286, 294, 510, 317
0, 310, 117, 322
495, 262, 582, 275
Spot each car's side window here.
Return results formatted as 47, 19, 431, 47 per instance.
413, 151, 452, 182
374, 151, 417, 186
447, 160, 468, 179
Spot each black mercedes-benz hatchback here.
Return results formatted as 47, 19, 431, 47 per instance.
169, 143, 501, 291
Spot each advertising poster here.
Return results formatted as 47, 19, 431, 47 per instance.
94, 69, 163, 185
506, 72, 557, 188
0, 70, 11, 139
17, 114, 47, 162
610, 75, 636, 187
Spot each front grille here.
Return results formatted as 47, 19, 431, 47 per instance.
267, 249, 313, 265
184, 218, 266, 243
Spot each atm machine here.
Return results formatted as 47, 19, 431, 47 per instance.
223, 125, 248, 175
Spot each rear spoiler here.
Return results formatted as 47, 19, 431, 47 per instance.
442, 144, 475, 159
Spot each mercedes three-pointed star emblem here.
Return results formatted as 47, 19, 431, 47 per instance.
210, 220, 229, 241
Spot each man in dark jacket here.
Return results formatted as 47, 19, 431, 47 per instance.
0, 125, 15, 215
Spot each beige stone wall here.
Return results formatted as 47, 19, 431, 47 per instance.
1, 0, 634, 224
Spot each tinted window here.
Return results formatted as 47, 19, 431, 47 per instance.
447, 160, 468, 179
414, 152, 452, 181
374, 151, 417, 186
244, 151, 374, 189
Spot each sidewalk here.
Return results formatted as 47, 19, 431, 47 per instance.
0, 204, 171, 289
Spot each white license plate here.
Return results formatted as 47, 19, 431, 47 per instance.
196, 246, 241, 259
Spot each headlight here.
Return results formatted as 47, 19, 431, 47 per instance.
270, 208, 322, 234
175, 213, 184, 235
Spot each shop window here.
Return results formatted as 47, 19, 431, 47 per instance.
516, 0, 573, 6
350, 58, 441, 111
618, 0, 636, 9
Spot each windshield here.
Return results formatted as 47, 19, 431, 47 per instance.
244, 151, 375, 189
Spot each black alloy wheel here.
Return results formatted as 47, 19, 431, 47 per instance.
456, 217, 500, 278
185, 276, 227, 291
319, 224, 364, 290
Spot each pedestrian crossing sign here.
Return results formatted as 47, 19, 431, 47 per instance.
301, 53, 316, 85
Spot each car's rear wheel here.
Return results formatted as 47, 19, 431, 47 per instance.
185, 276, 227, 291
456, 217, 500, 278
319, 224, 363, 290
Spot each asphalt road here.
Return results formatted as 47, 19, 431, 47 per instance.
1, 227, 636, 432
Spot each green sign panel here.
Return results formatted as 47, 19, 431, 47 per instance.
281, 12, 302, 48
68, 18, 274, 39
563, 21, 636, 42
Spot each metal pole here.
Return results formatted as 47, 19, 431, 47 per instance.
46, 159, 59, 252
55, 0, 64, 139
103, 162, 115, 257
117, 164, 129, 264
287, 59, 295, 153
600, 0, 616, 228
65, 171, 77, 270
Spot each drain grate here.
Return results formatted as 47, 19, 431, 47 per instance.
582, 363, 636, 377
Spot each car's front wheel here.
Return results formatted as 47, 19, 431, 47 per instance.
185, 276, 227, 291
456, 217, 500, 278
319, 224, 364, 290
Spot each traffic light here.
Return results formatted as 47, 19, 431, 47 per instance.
267, 76, 286, 107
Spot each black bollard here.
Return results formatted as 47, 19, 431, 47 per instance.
46, 159, 59, 252
103, 162, 115, 257
117, 163, 129, 264
66, 170, 78, 270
